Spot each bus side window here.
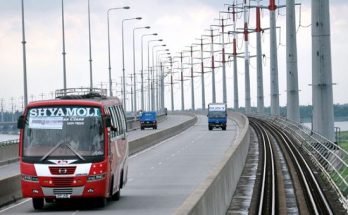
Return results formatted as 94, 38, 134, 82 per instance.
117, 106, 127, 133
108, 107, 117, 138
111, 106, 121, 137
114, 106, 123, 135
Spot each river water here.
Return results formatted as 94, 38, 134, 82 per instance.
302, 121, 348, 132
0, 134, 19, 142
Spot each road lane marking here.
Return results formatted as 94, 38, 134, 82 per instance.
0, 198, 30, 214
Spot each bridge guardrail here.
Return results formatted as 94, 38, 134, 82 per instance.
253, 114, 348, 212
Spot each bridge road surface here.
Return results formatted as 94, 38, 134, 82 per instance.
0, 115, 239, 214
0, 115, 191, 182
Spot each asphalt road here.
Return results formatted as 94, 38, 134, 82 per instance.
0, 115, 239, 215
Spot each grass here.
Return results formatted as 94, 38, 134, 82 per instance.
339, 131, 348, 151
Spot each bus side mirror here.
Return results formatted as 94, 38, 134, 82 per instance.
105, 116, 112, 128
17, 115, 25, 129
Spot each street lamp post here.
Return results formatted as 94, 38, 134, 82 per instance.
147, 39, 163, 110
132, 26, 150, 112
141, 33, 158, 111
107, 6, 130, 96
61, 0, 67, 91
122, 17, 142, 113
87, 0, 93, 89
21, 0, 28, 107
156, 51, 170, 111
151, 44, 166, 111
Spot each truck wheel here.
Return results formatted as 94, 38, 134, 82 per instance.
222, 126, 226, 131
154, 125, 157, 129
32, 198, 44, 210
209, 126, 212, 131
141, 126, 144, 130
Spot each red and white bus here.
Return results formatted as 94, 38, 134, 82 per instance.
17, 88, 128, 209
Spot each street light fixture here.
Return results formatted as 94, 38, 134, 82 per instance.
132, 26, 150, 112
140, 33, 157, 110
122, 17, 142, 113
107, 6, 130, 96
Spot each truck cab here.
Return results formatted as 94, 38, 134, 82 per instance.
207, 103, 227, 130
140, 111, 157, 130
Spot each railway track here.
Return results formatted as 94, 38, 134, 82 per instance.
249, 117, 333, 215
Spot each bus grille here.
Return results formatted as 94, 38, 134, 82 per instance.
52, 177, 74, 187
49, 166, 76, 175
53, 188, 73, 195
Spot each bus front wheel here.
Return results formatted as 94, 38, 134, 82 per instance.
32, 198, 44, 210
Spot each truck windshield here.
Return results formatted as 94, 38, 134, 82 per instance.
208, 111, 226, 118
22, 106, 104, 161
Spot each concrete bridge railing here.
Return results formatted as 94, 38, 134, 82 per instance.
174, 111, 250, 215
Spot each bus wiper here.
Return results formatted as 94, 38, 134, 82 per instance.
40, 142, 85, 162
65, 143, 85, 161
40, 141, 65, 162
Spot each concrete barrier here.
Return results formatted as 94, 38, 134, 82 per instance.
0, 141, 19, 166
0, 175, 21, 207
174, 112, 250, 215
0, 114, 196, 207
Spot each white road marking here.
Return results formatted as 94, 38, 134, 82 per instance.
0, 198, 31, 214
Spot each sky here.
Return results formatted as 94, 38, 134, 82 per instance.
0, 0, 347, 112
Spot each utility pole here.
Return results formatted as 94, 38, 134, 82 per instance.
199, 38, 206, 110
269, 0, 280, 115
212, 17, 232, 105
202, 28, 219, 104
189, 46, 195, 110
180, 52, 185, 111
230, 3, 240, 110
183, 46, 199, 111
169, 57, 175, 111
0, 99, 4, 122
312, 0, 334, 141
244, 0, 251, 113
256, 0, 264, 113
11, 97, 14, 122
286, 0, 300, 122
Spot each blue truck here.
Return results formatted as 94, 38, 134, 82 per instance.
207, 103, 227, 130
140, 111, 157, 130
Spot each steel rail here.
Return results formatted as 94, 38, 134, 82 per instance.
264, 120, 333, 215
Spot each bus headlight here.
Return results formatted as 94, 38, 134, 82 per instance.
87, 174, 105, 182
22, 175, 39, 182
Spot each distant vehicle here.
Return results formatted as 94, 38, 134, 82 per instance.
17, 88, 128, 209
140, 111, 157, 130
207, 103, 227, 130
164, 107, 168, 115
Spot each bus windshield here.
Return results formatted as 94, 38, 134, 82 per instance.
22, 106, 104, 161
208, 111, 226, 118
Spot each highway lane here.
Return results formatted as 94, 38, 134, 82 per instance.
0, 115, 239, 214
0, 115, 191, 181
